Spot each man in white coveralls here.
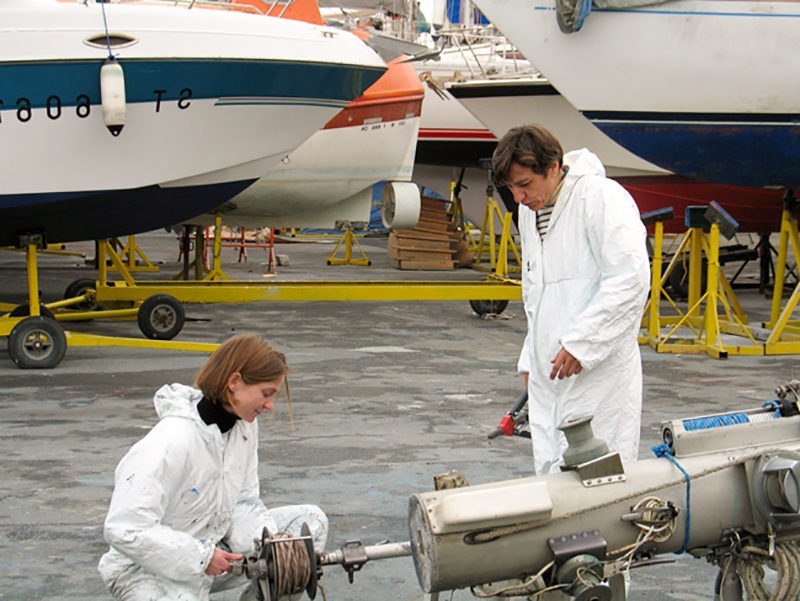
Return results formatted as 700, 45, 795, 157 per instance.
492, 124, 650, 475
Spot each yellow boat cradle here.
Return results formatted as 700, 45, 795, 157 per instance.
639, 194, 800, 358
1, 222, 521, 370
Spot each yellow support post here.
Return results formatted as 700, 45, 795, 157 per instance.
26, 243, 41, 317
326, 226, 371, 266
203, 214, 232, 282
764, 205, 800, 354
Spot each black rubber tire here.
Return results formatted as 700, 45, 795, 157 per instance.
137, 294, 185, 340
9, 304, 56, 320
63, 278, 98, 311
469, 299, 509, 316
8, 316, 67, 369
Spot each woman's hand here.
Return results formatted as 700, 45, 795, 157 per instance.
205, 548, 243, 576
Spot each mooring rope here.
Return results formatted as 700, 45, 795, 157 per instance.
269, 531, 328, 600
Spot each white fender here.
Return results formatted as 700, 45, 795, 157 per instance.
381, 182, 420, 230
100, 57, 126, 136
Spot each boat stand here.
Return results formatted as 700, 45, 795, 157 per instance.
639, 202, 762, 358
470, 161, 520, 274
763, 193, 800, 354
1, 237, 218, 369
326, 221, 371, 266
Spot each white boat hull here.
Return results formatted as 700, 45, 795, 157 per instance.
470, 0, 800, 188
0, 1, 386, 245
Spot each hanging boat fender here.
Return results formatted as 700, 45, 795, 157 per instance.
100, 57, 126, 136
382, 182, 421, 230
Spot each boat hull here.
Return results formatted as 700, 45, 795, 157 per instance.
447, 78, 786, 233
470, 0, 800, 189
0, 1, 386, 245
187, 59, 424, 229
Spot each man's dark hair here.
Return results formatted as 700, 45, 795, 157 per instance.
492, 124, 564, 186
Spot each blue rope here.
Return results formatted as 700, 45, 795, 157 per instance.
652, 443, 690, 554
682, 413, 749, 431
99, 1, 114, 60
762, 400, 781, 418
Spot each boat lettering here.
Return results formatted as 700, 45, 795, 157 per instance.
46, 95, 61, 120
178, 88, 192, 110
0, 88, 195, 123
154, 88, 193, 112
16, 98, 31, 122
76, 95, 91, 118
0, 95, 93, 123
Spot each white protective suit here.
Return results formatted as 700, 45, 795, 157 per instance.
98, 383, 328, 601
517, 148, 650, 475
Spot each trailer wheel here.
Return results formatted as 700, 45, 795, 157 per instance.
63, 278, 98, 311
137, 294, 185, 340
8, 316, 67, 369
469, 299, 509, 316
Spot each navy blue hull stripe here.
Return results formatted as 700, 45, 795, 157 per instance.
0, 59, 385, 109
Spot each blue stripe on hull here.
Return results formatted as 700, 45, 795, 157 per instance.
585, 115, 800, 189
0, 59, 385, 109
0, 180, 256, 247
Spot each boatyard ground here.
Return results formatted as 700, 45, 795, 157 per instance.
0, 229, 797, 600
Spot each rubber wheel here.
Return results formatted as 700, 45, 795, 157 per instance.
137, 294, 185, 340
469, 299, 509, 316
9, 304, 56, 320
8, 316, 67, 369
63, 278, 98, 311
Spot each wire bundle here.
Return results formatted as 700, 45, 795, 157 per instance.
736, 542, 800, 601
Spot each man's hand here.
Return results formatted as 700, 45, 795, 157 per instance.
205, 548, 243, 576
550, 347, 582, 380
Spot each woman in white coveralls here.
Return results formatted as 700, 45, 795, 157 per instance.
98, 333, 327, 600
492, 124, 650, 475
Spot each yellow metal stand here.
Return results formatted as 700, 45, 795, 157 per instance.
640, 203, 762, 358
764, 203, 800, 354
116, 235, 159, 272
326, 227, 371, 266
470, 164, 520, 274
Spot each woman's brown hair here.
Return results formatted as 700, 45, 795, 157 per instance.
195, 333, 288, 408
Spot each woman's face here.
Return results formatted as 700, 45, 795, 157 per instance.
226, 373, 285, 422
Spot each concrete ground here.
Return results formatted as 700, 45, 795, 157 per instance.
0, 230, 797, 600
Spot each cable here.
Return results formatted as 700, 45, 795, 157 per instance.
736, 542, 800, 601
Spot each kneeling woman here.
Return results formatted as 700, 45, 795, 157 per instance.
98, 333, 327, 600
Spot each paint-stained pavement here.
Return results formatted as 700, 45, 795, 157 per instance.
0, 230, 797, 600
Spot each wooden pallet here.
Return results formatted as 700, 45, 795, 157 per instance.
387, 195, 470, 270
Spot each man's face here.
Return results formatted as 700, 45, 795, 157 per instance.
503, 161, 561, 211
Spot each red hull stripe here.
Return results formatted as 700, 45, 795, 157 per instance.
324, 97, 423, 130
418, 128, 497, 140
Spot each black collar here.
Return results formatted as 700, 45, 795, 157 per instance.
197, 396, 239, 434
